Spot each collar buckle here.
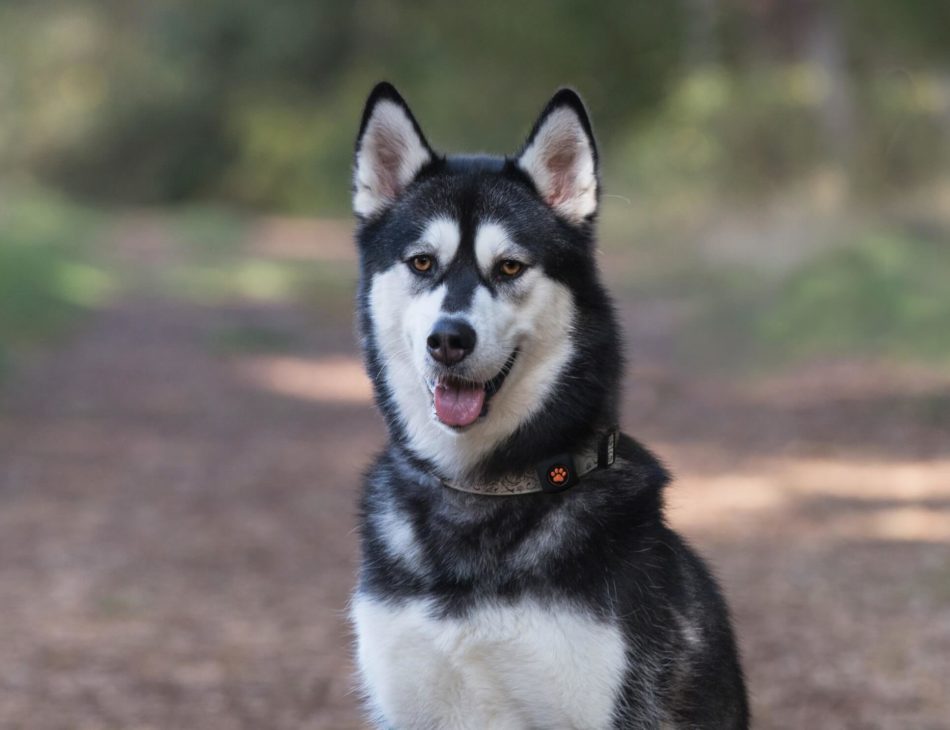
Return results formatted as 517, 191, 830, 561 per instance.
598, 429, 618, 468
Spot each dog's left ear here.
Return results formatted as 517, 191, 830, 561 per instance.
354, 82, 435, 219
516, 89, 599, 224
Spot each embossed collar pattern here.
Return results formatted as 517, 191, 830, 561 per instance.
442, 429, 619, 496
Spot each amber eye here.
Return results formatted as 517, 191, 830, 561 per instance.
498, 260, 524, 278
409, 255, 434, 274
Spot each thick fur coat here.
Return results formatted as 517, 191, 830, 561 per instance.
350, 82, 748, 729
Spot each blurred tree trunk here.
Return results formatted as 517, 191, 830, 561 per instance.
941, 70, 950, 138
804, 2, 855, 176
686, 0, 719, 67
750, 0, 856, 178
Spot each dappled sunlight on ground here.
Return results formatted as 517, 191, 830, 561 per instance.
670, 457, 950, 543
248, 217, 354, 262
742, 360, 950, 405
233, 354, 373, 404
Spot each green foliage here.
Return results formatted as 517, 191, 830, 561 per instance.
857, 74, 950, 192
844, 0, 950, 65
616, 67, 819, 197
660, 222, 950, 372
225, 97, 355, 212
616, 65, 950, 200
209, 325, 301, 355
1, 0, 687, 212
0, 192, 114, 361
168, 205, 250, 256
760, 231, 950, 362
1, 2, 948, 213
158, 257, 354, 311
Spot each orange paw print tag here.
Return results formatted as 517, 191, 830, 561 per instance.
538, 455, 577, 492
548, 466, 569, 485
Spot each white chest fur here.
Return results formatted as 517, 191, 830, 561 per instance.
352, 597, 628, 730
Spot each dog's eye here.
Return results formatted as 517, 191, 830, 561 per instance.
497, 260, 525, 278
409, 255, 434, 274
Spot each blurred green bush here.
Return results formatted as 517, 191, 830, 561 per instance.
615, 66, 950, 200
0, 192, 113, 367
0, 0, 686, 213
0, 1, 946, 213
761, 231, 950, 362
673, 226, 950, 370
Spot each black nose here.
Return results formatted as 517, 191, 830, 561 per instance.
426, 318, 477, 366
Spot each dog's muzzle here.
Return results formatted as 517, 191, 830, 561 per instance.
427, 349, 519, 429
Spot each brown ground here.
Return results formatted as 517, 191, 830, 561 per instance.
1, 216, 948, 729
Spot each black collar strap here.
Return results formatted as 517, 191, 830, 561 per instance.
442, 429, 619, 496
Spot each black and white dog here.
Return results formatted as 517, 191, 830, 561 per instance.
350, 82, 748, 729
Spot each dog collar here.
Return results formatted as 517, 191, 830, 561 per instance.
442, 429, 619, 496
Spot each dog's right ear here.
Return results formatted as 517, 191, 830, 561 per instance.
353, 82, 434, 219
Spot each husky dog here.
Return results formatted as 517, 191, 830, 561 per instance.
350, 82, 748, 729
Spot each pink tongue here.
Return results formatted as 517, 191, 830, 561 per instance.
434, 381, 486, 427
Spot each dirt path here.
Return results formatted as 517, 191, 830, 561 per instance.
0, 219, 377, 729
0, 217, 947, 729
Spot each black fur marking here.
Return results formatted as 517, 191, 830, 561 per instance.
484, 349, 518, 398
439, 224, 486, 312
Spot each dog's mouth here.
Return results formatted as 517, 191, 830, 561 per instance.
426, 349, 519, 429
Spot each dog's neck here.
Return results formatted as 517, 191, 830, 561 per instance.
440, 428, 619, 496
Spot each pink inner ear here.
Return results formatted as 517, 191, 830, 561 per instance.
370, 131, 407, 201
543, 146, 579, 207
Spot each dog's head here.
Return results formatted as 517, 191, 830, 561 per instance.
353, 83, 620, 481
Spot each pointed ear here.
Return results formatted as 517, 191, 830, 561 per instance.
516, 89, 599, 224
353, 82, 434, 218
